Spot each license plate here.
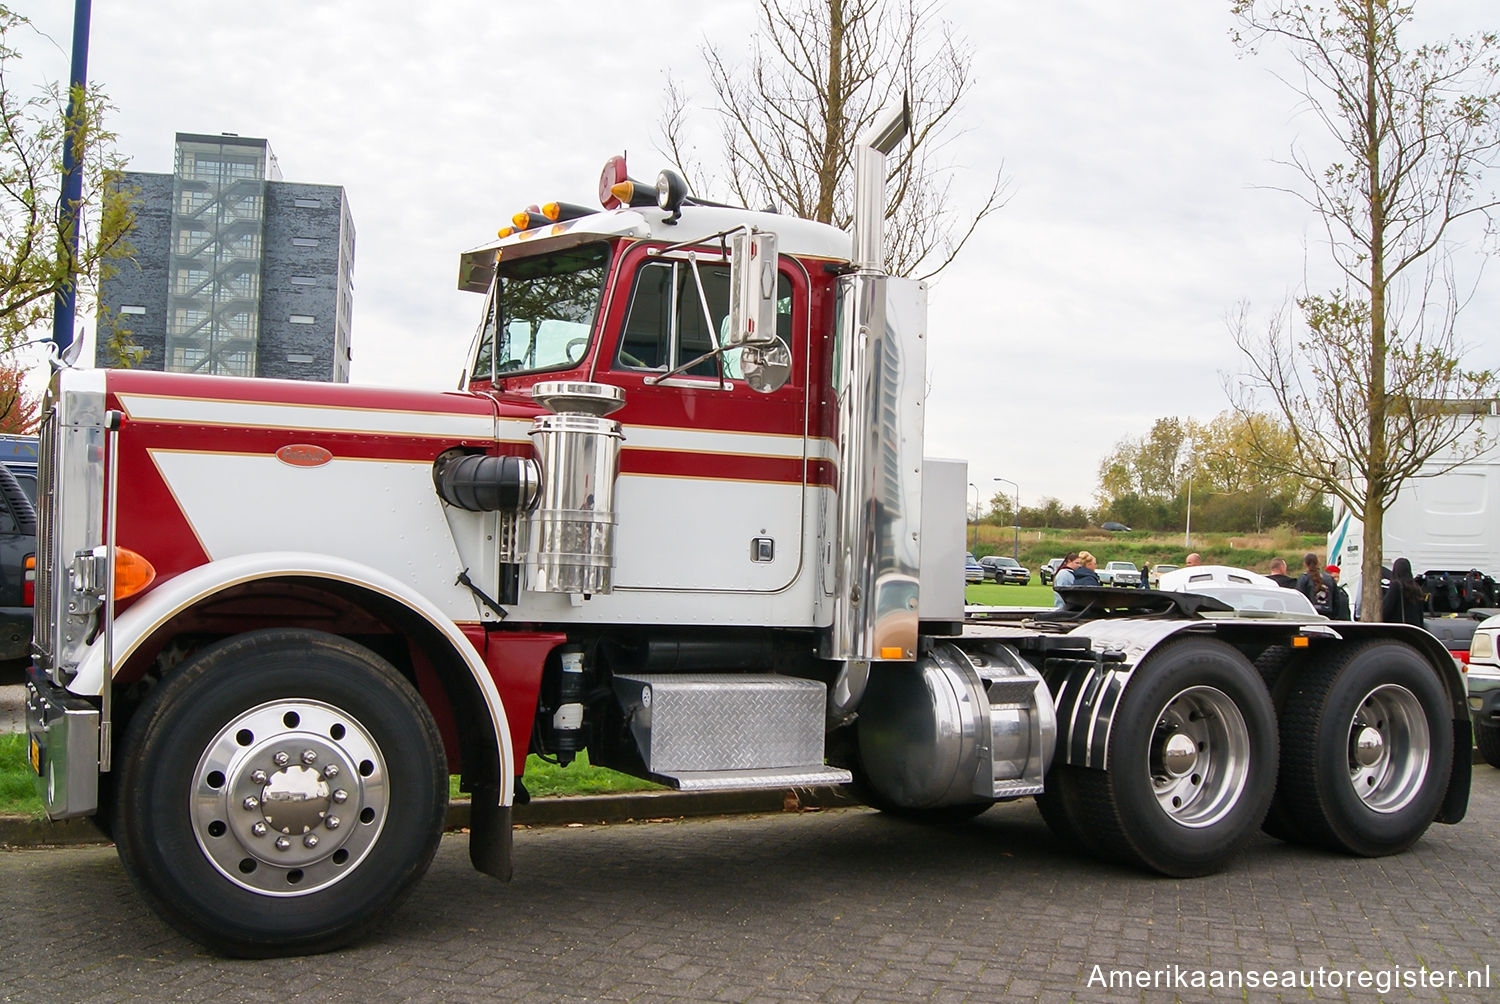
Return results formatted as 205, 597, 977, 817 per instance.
28, 735, 41, 775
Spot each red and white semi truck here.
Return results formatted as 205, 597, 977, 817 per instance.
26, 108, 1469, 956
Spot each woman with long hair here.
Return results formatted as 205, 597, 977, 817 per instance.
1296, 552, 1332, 615
1382, 557, 1426, 626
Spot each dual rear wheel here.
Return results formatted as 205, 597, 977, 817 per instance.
1038, 638, 1453, 875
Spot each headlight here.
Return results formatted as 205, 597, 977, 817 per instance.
1472, 631, 1495, 662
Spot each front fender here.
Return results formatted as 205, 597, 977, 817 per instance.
67, 550, 513, 804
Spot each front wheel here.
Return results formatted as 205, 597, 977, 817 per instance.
1071, 638, 1277, 876
115, 629, 448, 957
1272, 641, 1453, 856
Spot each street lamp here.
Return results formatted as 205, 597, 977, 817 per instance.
968, 482, 979, 551
993, 477, 1019, 560
1183, 442, 1194, 549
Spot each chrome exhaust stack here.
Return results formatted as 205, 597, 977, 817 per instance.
825, 98, 926, 714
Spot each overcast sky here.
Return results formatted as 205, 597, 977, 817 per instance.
21, 1, 1500, 509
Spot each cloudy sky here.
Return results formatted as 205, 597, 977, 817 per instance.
21, 1, 1500, 509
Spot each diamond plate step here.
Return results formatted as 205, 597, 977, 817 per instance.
613, 674, 833, 783
661, 766, 853, 792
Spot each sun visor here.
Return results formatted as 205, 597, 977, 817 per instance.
457, 212, 652, 293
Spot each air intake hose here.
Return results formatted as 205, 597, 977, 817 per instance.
433, 452, 540, 512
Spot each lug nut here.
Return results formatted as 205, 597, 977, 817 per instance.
325, 815, 340, 830
250, 769, 269, 784
331, 789, 348, 804
303, 834, 319, 848
274, 836, 291, 851
242, 796, 260, 811
251, 821, 267, 837
301, 749, 318, 764
273, 751, 290, 767
324, 764, 340, 779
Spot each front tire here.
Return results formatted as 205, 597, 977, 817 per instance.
1072, 639, 1277, 876
1272, 641, 1453, 856
115, 629, 448, 957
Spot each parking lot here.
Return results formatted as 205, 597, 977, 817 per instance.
0, 766, 1497, 1001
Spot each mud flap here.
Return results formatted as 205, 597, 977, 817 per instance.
467, 784, 513, 880
1437, 717, 1471, 825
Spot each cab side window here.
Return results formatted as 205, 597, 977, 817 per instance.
615, 259, 791, 381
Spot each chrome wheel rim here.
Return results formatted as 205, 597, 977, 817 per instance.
1347, 684, 1429, 813
191, 700, 388, 896
1149, 686, 1250, 828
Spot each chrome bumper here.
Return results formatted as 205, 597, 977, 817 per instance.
24, 666, 99, 819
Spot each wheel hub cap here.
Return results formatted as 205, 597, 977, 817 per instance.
1351, 724, 1384, 768
191, 700, 388, 896
1157, 732, 1199, 777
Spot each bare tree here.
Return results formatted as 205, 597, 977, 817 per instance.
658, 0, 1005, 280
1228, 0, 1500, 619
0, 6, 134, 356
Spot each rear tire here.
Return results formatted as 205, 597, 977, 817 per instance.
1271, 641, 1452, 856
115, 629, 448, 957
1477, 722, 1500, 769
1071, 639, 1277, 876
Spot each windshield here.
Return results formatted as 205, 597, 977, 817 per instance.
471, 242, 611, 381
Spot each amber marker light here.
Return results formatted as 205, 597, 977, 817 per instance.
496, 226, 515, 239
880, 646, 906, 659
1292, 636, 1310, 648
114, 547, 157, 600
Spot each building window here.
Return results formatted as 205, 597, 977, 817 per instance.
286, 353, 314, 364
293, 198, 321, 208
290, 237, 319, 248
289, 314, 315, 324
119, 305, 147, 315
290, 276, 317, 285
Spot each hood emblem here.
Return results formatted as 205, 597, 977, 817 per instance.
276, 444, 333, 468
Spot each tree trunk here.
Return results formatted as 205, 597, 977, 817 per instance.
1360, 0, 1389, 623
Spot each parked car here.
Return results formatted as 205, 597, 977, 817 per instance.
980, 555, 1031, 585
1039, 557, 1064, 585
1468, 613, 1500, 767
1102, 561, 1141, 587
1149, 563, 1179, 588
1101, 521, 1131, 532
1155, 565, 1319, 616
964, 553, 984, 584
0, 464, 36, 661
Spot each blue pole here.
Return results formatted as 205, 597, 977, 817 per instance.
52, 0, 93, 354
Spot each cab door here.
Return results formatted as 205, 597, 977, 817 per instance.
594, 243, 810, 593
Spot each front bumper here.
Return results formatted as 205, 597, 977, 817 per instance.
1468, 667, 1500, 728
24, 665, 99, 819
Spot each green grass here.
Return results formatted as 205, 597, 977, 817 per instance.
1, 733, 658, 818
964, 581, 1056, 606
0, 733, 42, 817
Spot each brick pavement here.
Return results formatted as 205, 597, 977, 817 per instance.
1, 769, 1498, 1002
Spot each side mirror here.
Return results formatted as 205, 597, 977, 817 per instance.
739, 337, 791, 394
726, 230, 778, 347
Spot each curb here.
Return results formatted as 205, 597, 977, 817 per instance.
1, 785, 862, 849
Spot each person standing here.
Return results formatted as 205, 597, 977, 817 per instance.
1325, 564, 1352, 620
1139, 562, 1151, 589
1296, 552, 1334, 615
1052, 552, 1079, 608
1266, 557, 1297, 588
1382, 557, 1426, 627
1072, 551, 1102, 587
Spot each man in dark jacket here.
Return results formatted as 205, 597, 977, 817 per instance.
1267, 557, 1297, 589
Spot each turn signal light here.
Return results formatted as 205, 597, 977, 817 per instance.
114, 547, 157, 601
